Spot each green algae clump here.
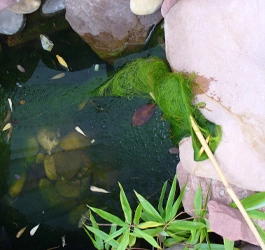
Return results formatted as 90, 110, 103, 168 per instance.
89, 57, 222, 161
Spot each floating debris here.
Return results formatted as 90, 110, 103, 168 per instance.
16, 226, 28, 238
7, 124, 13, 142
56, 55, 69, 71
2, 123, 11, 131
168, 147, 179, 155
91, 139, 95, 144
50, 72, 65, 80
8, 98, 12, 112
18, 100, 26, 105
94, 64, 99, 71
14, 174, 21, 180
75, 126, 87, 137
30, 224, 40, 236
90, 185, 110, 194
40, 34, 54, 51
17, 65, 25, 73
132, 103, 156, 126
78, 209, 90, 228
16, 82, 22, 88
61, 235, 66, 247
78, 99, 89, 110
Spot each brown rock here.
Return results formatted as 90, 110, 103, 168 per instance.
208, 200, 257, 245
65, 0, 162, 64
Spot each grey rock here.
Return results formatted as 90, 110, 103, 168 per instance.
0, 8, 25, 35
65, 0, 162, 64
42, 0, 65, 16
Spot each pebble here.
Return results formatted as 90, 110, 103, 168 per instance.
168, 147, 179, 155
130, 0, 163, 15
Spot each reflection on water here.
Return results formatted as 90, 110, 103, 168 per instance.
0, 28, 178, 249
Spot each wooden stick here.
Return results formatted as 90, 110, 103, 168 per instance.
190, 115, 265, 249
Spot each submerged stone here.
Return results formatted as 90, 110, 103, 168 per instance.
55, 179, 81, 198
8, 0, 41, 14
42, 0, 65, 16
44, 155, 58, 181
8, 171, 26, 198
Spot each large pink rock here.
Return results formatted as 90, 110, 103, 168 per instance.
164, 0, 265, 191
65, 0, 162, 64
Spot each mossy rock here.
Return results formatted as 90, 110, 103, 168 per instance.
54, 150, 84, 180
68, 204, 88, 226
37, 128, 59, 154
59, 130, 91, 151
24, 136, 40, 164
44, 155, 58, 180
8, 171, 27, 198
55, 179, 81, 198
35, 152, 45, 164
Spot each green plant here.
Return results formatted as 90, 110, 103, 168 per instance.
83, 175, 235, 250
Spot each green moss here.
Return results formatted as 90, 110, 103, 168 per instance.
89, 57, 222, 161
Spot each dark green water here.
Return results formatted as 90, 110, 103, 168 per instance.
0, 28, 178, 249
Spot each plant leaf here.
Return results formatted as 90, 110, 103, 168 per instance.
117, 228, 130, 250
158, 179, 168, 215
137, 221, 164, 229
84, 227, 103, 249
56, 54, 69, 70
223, 238, 234, 250
167, 220, 206, 232
134, 191, 164, 223
171, 184, 186, 219
133, 227, 161, 249
165, 175, 177, 221
88, 206, 127, 227
133, 203, 142, 225
230, 192, 265, 211
118, 182, 132, 224
194, 184, 202, 216
247, 210, 265, 220
132, 103, 156, 126
105, 226, 127, 243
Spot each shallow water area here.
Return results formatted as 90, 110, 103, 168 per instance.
0, 28, 178, 249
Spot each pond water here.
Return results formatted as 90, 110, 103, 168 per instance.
0, 27, 179, 249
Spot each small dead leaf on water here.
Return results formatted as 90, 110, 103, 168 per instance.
2, 123, 11, 131
8, 98, 12, 112
17, 65, 25, 73
90, 185, 110, 194
50, 72, 65, 80
7, 124, 13, 142
56, 55, 69, 71
30, 224, 40, 236
75, 126, 87, 137
132, 103, 156, 126
16, 226, 28, 238
78, 99, 89, 110
40, 34, 54, 52
18, 100, 26, 105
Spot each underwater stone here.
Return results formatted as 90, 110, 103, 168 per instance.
54, 150, 84, 180
130, 0, 163, 15
37, 128, 59, 155
24, 136, 40, 164
8, 172, 26, 198
0, 8, 25, 35
55, 179, 81, 198
59, 130, 91, 151
44, 155, 58, 181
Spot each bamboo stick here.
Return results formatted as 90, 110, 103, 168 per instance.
190, 115, 265, 249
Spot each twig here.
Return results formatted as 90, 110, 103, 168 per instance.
190, 115, 265, 249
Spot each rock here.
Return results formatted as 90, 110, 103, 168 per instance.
130, 0, 163, 15
24, 136, 40, 164
65, 0, 162, 64
0, 8, 25, 35
8, 0, 41, 14
208, 200, 257, 245
44, 155, 58, 181
0, 0, 17, 11
54, 150, 84, 180
59, 130, 91, 151
55, 179, 81, 198
37, 128, 59, 155
164, 0, 265, 191
8, 171, 26, 198
41, 0, 65, 16
161, 0, 177, 17
35, 152, 45, 164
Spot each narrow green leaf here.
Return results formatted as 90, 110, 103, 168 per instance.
84, 225, 119, 248
117, 228, 130, 250
88, 210, 103, 248
137, 221, 164, 229
187, 229, 200, 245
167, 220, 206, 232
171, 184, 186, 220
141, 227, 164, 237
193, 243, 226, 249
84, 226, 103, 249
133, 227, 161, 249
158, 180, 168, 214
105, 224, 117, 250
254, 222, 265, 242
247, 209, 265, 220
118, 182, 132, 224
230, 192, 265, 211
165, 175, 177, 221
105, 226, 127, 243
88, 206, 127, 226
134, 191, 164, 223
133, 203, 142, 225
194, 184, 203, 216
223, 238, 234, 250
128, 235, 137, 247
